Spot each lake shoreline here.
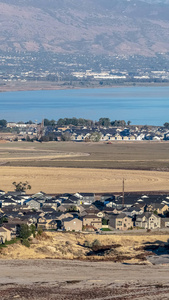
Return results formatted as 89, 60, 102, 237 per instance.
1, 80, 169, 93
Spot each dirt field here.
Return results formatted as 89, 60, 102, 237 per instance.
1, 141, 169, 193
1, 141, 169, 170
0, 259, 169, 300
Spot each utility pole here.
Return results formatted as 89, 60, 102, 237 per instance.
122, 178, 125, 208
37, 119, 44, 140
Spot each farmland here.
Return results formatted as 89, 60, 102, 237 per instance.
0, 141, 169, 193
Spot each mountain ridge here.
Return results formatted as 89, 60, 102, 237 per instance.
1, 0, 169, 56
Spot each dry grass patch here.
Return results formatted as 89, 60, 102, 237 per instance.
0, 232, 168, 263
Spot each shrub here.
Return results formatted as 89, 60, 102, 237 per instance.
30, 224, 36, 237
102, 218, 108, 225
92, 239, 101, 248
22, 239, 30, 248
37, 228, 43, 235
84, 240, 91, 248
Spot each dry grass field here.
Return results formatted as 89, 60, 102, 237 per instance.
1, 141, 169, 193
1, 166, 169, 193
0, 231, 169, 261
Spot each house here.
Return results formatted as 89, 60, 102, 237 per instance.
25, 199, 41, 210
101, 194, 115, 202
62, 217, 82, 231
129, 135, 136, 141
37, 212, 73, 230
146, 203, 169, 215
1, 199, 18, 207
57, 212, 76, 221
0, 227, 12, 243
37, 216, 58, 230
135, 213, 161, 229
3, 223, 17, 238
0, 190, 5, 195
77, 193, 95, 204
43, 199, 58, 208
82, 215, 102, 230
61, 199, 76, 207
108, 213, 133, 231
123, 206, 143, 217
80, 204, 98, 213
21, 211, 41, 225
103, 207, 118, 215
37, 216, 47, 230
41, 207, 56, 214
68, 195, 81, 205
161, 218, 169, 228
57, 205, 68, 212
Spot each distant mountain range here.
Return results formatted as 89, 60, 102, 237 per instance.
1, 0, 169, 56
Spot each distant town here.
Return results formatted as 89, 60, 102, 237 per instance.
1, 118, 169, 142
1, 51, 169, 89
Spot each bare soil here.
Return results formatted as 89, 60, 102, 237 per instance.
0, 259, 169, 300
1, 141, 169, 170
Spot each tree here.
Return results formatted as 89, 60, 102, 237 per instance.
12, 181, 31, 192
57, 118, 65, 126
99, 118, 111, 127
127, 120, 131, 126
19, 224, 31, 239
25, 120, 33, 124
0, 119, 7, 128
26, 135, 31, 142
67, 206, 78, 212
50, 119, 56, 126
111, 120, 126, 127
90, 132, 101, 142
61, 132, 71, 141
44, 118, 51, 126
41, 136, 49, 142
44, 119, 56, 126
164, 122, 169, 129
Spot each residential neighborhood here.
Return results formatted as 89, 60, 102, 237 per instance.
1, 119, 169, 142
1, 189, 169, 243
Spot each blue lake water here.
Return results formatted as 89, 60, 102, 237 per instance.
0, 86, 169, 125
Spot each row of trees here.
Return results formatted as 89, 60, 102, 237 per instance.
56, 118, 94, 127
44, 117, 128, 127
98, 118, 130, 127
2, 117, 169, 129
